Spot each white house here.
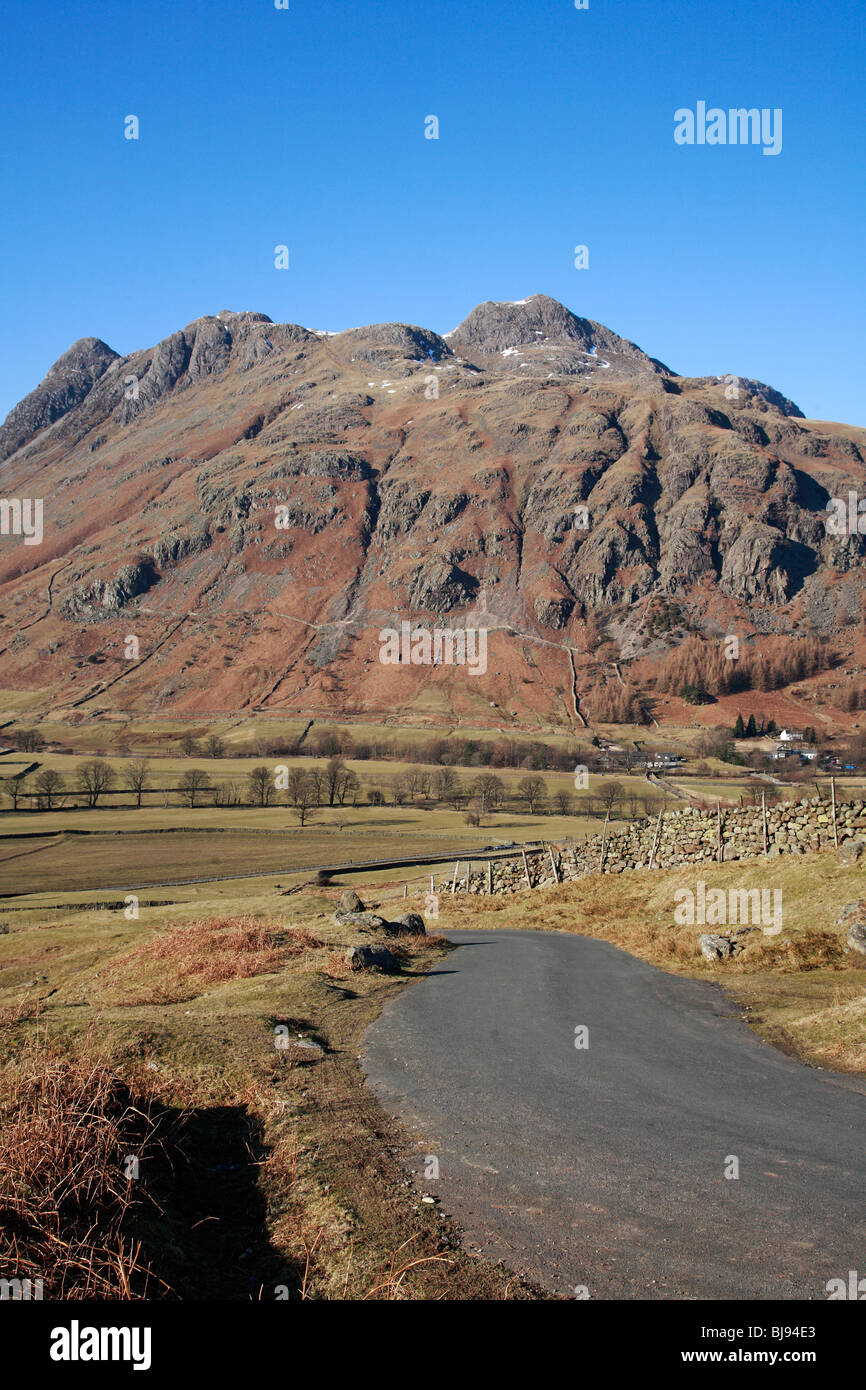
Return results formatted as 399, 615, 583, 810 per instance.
778, 728, 804, 742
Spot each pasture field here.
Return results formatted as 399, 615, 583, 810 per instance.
0, 732, 658, 896
0, 806, 612, 897
1, 719, 857, 899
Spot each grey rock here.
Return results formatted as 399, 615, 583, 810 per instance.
720, 521, 801, 605
836, 839, 864, 868
385, 912, 426, 936
406, 561, 477, 614
448, 294, 666, 377
333, 910, 387, 930
60, 558, 158, 622
722, 376, 804, 419
338, 889, 364, 913
846, 923, 866, 955
345, 944, 397, 972
152, 530, 212, 569
698, 933, 734, 961
534, 595, 575, 629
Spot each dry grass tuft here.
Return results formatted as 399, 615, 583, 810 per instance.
0, 1035, 170, 1298
734, 929, 847, 972
321, 951, 352, 980
98, 917, 321, 1005
786, 991, 866, 1071
0, 998, 41, 1031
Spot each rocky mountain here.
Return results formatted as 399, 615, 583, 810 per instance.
0, 293, 864, 725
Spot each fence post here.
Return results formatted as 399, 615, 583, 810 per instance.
600, 811, 610, 872
487, 860, 493, 894
648, 810, 663, 870
548, 844, 560, 883
451, 861, 459, 893
521, 848, 532, 888
716, 800, 723, 863
831, 777, 838, 848
761, 790, 768, 855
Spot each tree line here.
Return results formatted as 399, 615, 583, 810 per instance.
3, 756, 660, 826
6, 727, 596, 774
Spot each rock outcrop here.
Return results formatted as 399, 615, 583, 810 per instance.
0, 337, 119, 461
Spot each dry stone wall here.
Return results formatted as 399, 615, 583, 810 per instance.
438, 797, 866, 895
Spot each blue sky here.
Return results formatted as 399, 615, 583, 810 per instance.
1, 0, 864, 424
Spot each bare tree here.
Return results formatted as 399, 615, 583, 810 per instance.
179, 731, 199, 757
598, 780, 625, 816
553, 789, 573, 816
248, 765, 274, 807
15, 728, 44, 752
214, 780, 241, 807
206, 735, 225, 759
289, 770, 317, 826
448, 778, 467, 811
4, 773, 29, 811
78, 759, 116, 809
472, 774, 505, 815
434, 767, 457, 802
306, 766, 324, 806
285, 767, 308, 805
324, 757, 347, 806
178, 769, 212, 808
335, 768, 359, 806
123, 759, 151, 808
517, 776, 547, 815
34, 768, 65, 810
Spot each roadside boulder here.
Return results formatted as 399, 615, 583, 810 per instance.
698, 933, 734, 961
345, 944, 397, 972
339, 889, 365, 912
384, 912, 426, 936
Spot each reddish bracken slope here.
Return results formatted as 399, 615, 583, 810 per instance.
0, 295, 864, 726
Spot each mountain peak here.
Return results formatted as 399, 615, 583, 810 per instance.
448, 294, 670, 377
449, 294, 584, 350
0, 336, 119, 461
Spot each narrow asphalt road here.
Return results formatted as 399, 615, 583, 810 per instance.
362, 929, 866, 1300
